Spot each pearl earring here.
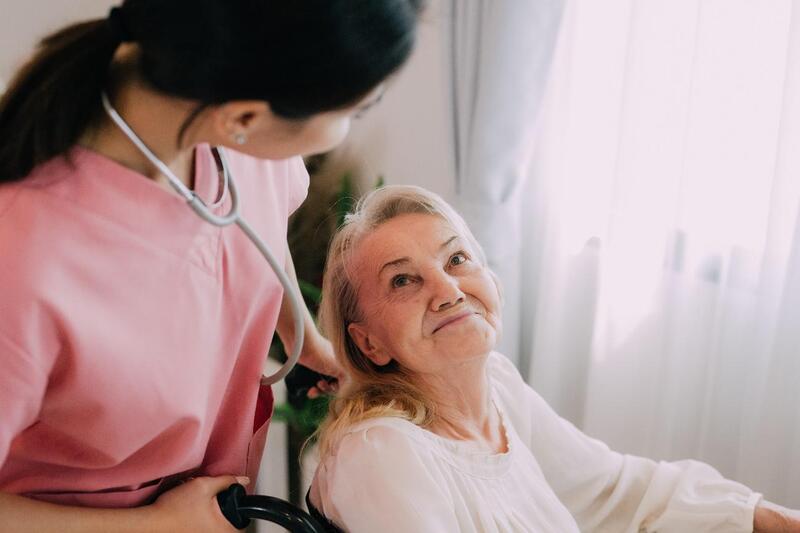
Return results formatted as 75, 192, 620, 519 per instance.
234, 133, 247, 145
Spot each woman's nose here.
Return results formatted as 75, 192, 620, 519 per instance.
429, 272, 465, 311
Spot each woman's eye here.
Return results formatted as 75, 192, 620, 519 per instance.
391, 275, 412, 288
449, 252, 468, 267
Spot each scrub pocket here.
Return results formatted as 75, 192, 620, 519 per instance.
245, 383, 274, 484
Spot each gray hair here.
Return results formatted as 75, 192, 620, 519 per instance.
315, 185, 496, 456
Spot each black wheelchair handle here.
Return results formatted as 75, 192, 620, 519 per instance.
216, 483, 250, 529
217, 483, 328, 532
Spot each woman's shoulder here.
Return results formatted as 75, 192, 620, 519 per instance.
320, 416, 443, 476
333, 416, 431, 455
487, 350, 527, 389
313, 417, 458, 529
0, 182, 24, 224
486, 351, 546, 435
486, 351, 550, 410
223, 150, 309, 214
221, 148, 298, 176
0, 156, 68, 221
0, 182, 70, 290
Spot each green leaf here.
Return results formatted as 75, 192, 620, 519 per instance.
272, 395, 331, 435
273, 403, 298, 425
297, 279, 322, 305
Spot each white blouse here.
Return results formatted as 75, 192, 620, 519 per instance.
313, 352, 763, 532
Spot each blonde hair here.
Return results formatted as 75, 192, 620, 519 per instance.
315, 185, 494, 457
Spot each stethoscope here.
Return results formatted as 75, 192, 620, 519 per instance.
100, 93, 303, 386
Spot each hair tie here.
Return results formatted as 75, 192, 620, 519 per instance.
107, 6, 134, 43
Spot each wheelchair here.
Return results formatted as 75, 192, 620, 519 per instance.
217, 483, 343, 532
216, 363, 345, 531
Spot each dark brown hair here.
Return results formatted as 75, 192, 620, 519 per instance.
0, 0, 423, 182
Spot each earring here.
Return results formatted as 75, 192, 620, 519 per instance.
233, 133, 247, 145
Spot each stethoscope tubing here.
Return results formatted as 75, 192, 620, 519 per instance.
100, 93, 303, 385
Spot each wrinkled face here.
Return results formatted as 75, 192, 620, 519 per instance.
347, 213, 502, 376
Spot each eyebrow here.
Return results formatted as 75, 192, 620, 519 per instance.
377, 235, 460, 277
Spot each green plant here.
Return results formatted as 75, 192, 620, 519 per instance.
272, 171, 361, 436
273, 395, 331, 436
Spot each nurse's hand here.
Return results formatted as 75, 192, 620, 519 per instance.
150, 475, 249, 532
299, 335, 344, 398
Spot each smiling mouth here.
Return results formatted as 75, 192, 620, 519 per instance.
433, 312, 477, 333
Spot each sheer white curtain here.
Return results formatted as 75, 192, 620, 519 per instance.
522, 0, 800, 507
447, 0, 565, 366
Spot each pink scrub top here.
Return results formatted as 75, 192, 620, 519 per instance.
0, 145, 309, 508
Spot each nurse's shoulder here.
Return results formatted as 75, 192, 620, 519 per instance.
0, 154, 94, 301
222, 150, 310, 217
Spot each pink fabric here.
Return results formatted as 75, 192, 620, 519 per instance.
0, 145, 309, 508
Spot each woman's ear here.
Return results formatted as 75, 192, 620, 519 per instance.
347, 322, 392, 366
210, 100, 271, 144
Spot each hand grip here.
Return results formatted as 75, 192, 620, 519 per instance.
285, 364, 334, 404
216, 483, 251, 529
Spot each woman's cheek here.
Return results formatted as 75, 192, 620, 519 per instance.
488, 312, 502, 335
316, 118, 352, 153
482, 273, 503, 313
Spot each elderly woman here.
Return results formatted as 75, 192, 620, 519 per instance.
309, 185, 799, 533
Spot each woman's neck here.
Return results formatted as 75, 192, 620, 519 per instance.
79, 50, 203, 190
419, 355, 507, 453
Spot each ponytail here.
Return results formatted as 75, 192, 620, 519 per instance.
0, 18, 122, 182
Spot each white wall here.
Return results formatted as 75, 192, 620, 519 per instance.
327, 0, 454, 199
0, 0, 116, 84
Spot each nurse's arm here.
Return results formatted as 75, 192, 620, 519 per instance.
275, 243, 342, 381
0, 475, 243, 532
0, 492, 155, 532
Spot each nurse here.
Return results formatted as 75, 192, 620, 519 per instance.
0, 1, 422, 531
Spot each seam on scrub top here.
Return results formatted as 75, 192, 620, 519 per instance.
27, 187, 220, 279
212, 225, 223, 278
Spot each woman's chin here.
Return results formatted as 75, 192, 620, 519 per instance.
437, 329, 497, 360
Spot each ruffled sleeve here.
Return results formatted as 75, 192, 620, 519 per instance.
0, 332, 54, 468
286, 156, 310, 216
0, 195, 60, 469
489, 352, 762, 533
317, 421, 461, 533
